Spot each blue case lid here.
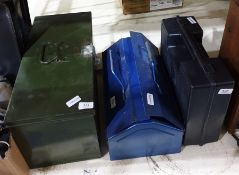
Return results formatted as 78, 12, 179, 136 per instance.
103, 32, 183, 139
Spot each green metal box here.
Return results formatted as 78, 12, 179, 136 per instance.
5, 12, 101, 168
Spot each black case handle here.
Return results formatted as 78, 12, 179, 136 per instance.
176, 16, 215, 74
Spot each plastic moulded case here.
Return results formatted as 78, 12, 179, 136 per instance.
103, 31, 184, 160
161, 16, 235, 145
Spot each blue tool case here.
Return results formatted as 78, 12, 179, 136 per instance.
103, 32, 184, 160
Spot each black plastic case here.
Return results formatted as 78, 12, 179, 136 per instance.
161, 16, 234, 145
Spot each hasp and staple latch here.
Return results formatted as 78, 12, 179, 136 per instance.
40, 42, 94, 64
40, 42, 70, 64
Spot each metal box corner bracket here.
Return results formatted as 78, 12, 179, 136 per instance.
103, 31, 184, 160
6, 12, 101, 168
161, 16, 235, 145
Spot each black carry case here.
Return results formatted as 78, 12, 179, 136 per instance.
0, 0, 31, 84
161, 16, 234, 145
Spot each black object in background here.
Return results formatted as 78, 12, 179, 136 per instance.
0, 0, 31, 85
0, 76, 11, 159
233, 124, 239, 147
0, 76, 12, 110
161, 16, 234, 145
0, 126, 10, 159
232, 134, 239, 146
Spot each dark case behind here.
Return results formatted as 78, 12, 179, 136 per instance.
161, 16, 234, 145
0, 0, 31, 84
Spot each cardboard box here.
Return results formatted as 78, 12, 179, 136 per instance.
121, 0, 183, 14
0, 136, 29, 175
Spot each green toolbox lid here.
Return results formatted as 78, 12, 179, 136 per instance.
6, 12, 95, 127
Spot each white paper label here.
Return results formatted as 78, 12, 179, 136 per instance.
66, 96, 81, 107
78, 102, 94, 110
150, 0, 182, 11
218, 89, 233, 95
187, 17, 197, 24
110, 96, 116, 109
147, 93, 154, 106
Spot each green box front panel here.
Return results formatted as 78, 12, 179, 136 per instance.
11, 114, 100, 168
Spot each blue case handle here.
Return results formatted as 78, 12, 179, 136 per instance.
145, 42, 162, 94
109, 49, 125, 99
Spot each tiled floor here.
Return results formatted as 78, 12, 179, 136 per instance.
28, 0, 229, 55
28, 0, 239, 174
